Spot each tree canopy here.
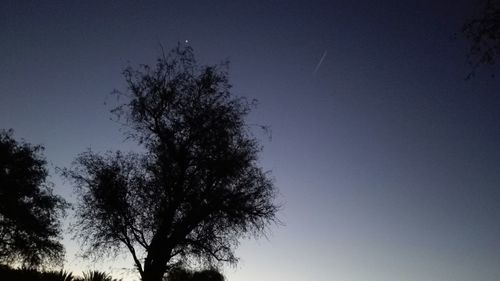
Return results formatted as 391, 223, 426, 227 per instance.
463, 0, 500, 77
64, 46, 279, 281
0, 130, 66, 268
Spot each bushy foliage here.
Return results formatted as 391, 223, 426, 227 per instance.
42, 270, 74, 281
0, 130, 67, 267
0, 266, 122, 281
463, 0, 500, 77
164, 267, 224, 281
80, 270, 121, 281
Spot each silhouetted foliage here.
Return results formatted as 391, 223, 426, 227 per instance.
0, 130, 67, 268
81, 270, 122, 281
463, 0, 500, 77
191, 269, 224, 281
0, 265, 121, 281
64, 46, 279, 281
164, 267, 224, 281
0, 264, 40, 281
42, 269, 74, 281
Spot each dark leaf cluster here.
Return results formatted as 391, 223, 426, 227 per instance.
0, 130, 67, 268
165, 267, 224, 281
463, 0, 500, 78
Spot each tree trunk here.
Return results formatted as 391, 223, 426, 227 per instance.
142, 233, 172, 281
142, 266, 166, 281
142, 250, 170, 281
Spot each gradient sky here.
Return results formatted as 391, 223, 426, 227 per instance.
2, 1, 500, 281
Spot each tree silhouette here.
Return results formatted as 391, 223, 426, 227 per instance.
64, 46, 279, 281
463, 0, 500, 77
0, 130, 66, 268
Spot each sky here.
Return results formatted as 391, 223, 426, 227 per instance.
1, 0, 500, 280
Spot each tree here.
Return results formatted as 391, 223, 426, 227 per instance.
64, 46, 279, 281
0, 130, 66, 268
462, 0, 500, 78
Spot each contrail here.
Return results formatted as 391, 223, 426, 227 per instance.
313, 50, 328, 75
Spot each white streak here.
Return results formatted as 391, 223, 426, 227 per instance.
313, 50, 328, 75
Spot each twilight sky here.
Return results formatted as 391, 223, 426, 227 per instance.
2, 1, 500, 280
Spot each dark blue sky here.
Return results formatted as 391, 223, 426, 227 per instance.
2, 1, 500, 280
